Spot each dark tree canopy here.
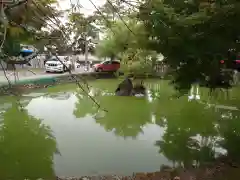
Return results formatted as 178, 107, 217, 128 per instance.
138, 0, 240, 91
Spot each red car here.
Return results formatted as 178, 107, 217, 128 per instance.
220, 59, 240, 71
93, 60, 120, 72
234, 60, 240, 71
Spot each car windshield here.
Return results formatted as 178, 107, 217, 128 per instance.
101, 61, 110, 64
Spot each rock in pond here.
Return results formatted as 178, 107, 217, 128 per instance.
115, 77, 146, 96
115, 77, 134, 96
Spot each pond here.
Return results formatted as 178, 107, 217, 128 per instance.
1, 79, 240, 179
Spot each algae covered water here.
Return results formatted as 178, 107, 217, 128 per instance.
0, 79, 240, 179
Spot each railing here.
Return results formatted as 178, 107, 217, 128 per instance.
154, 63, 168, 74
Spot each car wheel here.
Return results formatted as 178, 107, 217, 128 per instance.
46, 71, 49, 73
97, 68, 103, 72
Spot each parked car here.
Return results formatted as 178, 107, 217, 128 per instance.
220, 59, 240, 71
45, 56, 71, 73
93, 60, 120, 72
233, 60, 240, 71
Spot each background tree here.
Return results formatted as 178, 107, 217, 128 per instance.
67, 11, 98, 55
93, 0, 134, 28
95, 19, 158, 76
43, 27, 71, 55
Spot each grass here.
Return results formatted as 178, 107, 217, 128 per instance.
0, 96, 17, 104
14, 68, 44, 72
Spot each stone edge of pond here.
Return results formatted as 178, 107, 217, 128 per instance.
3, 163, 238, 180
54, 156, 240, 180
0, 72, 117, 96
4, 160, 240, 180
55, 162, 240, 180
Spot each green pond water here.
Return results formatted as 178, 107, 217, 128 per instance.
1, 79, 240, 179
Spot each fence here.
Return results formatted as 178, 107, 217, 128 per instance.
152, 62, 169, 77
27, 57, 45, 68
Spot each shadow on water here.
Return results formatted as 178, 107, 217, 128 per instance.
0, 100, 58, 180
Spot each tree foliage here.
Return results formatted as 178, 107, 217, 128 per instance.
93, 0, 136, 28
96, 19, 148, 57
138, 0, 240, 90
66, 12, 99, 54
95, 19, 157, 75
0, 0, 62, 57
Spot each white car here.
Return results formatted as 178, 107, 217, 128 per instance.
45, 56, 71, 73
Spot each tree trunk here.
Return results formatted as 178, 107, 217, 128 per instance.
110, 55, 115, 61
84, 35, 89, 71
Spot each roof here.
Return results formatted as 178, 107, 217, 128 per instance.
21, 49, 33, 53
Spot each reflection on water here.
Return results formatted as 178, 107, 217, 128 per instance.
188, 85, 200, 101
153, 94, 240, 168
0, 101, 58, 179
25, 93, 166, 176
46, 92, 72, 100
1, 79, 240, 177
